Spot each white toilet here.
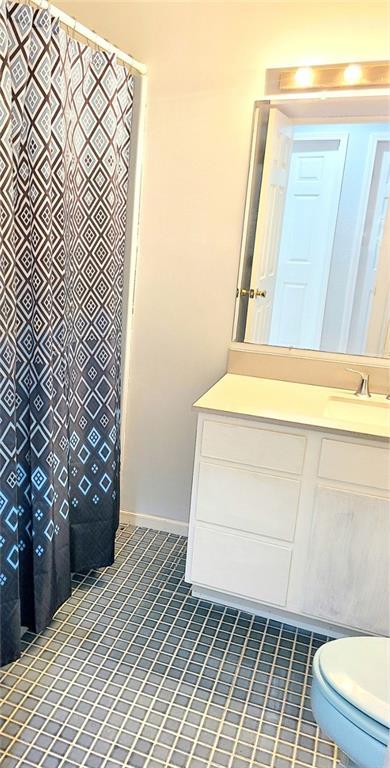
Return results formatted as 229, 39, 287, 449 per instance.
311, 636, 390, 768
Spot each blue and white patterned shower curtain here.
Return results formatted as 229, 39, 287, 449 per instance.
0, 1, 133, 665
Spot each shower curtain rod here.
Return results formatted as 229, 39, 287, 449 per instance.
20, 0, 147, 76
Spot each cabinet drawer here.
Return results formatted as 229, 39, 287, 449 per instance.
201, 420, 305, 474
197, 461, 300, 541
191, 525, 291, 606
319, 438, 390, 490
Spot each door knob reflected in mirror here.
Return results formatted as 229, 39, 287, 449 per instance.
237, 288, 267, 299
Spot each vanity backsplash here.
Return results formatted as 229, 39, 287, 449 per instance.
228, 345, 390, 395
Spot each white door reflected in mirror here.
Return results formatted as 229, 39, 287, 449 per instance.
268, 133, 348, 349
235, 97, 390, 358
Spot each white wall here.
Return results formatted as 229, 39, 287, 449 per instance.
58, 0, 389, 528
293, 121, 389, 353
321, 122, 389, 353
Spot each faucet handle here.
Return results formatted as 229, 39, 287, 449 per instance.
345, 368, 371, 398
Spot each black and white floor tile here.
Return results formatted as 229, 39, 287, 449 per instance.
0, 526, 339, 768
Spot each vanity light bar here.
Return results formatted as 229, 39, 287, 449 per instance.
265, 61, 390, 95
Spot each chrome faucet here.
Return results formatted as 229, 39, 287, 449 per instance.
345, 369, 371, 398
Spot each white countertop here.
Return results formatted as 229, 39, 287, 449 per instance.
193, 374, 390, 439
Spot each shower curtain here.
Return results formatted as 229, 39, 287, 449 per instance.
0, 1, 133, 665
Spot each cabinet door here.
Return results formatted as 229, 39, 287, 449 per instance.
303, 485, 390, 635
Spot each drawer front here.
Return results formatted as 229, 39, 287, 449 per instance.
191, 525, 291, 606
197, 461, 300, 542
319, 438, 390, 490
201, 420, 306, 474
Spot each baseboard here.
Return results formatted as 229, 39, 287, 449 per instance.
192, 585, 368, 639
120, 510, 188, 537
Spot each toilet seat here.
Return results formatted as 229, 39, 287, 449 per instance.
317, 637, 390, 729
313, 651, 389, 745
311, 637, 390, 768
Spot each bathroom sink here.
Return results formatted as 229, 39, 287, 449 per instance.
323, 396, 390, 428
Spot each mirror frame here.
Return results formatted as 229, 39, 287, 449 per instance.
232, 91, 390, 362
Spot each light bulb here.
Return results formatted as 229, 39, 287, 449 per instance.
343, 64, 363, 85
294, 67, 314, 88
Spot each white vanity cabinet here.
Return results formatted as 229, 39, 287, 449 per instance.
186, 402, 390, 637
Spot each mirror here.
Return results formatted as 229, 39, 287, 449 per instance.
234, 95, 390, 357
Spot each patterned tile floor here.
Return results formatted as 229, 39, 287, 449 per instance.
0, 526, 339, 768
